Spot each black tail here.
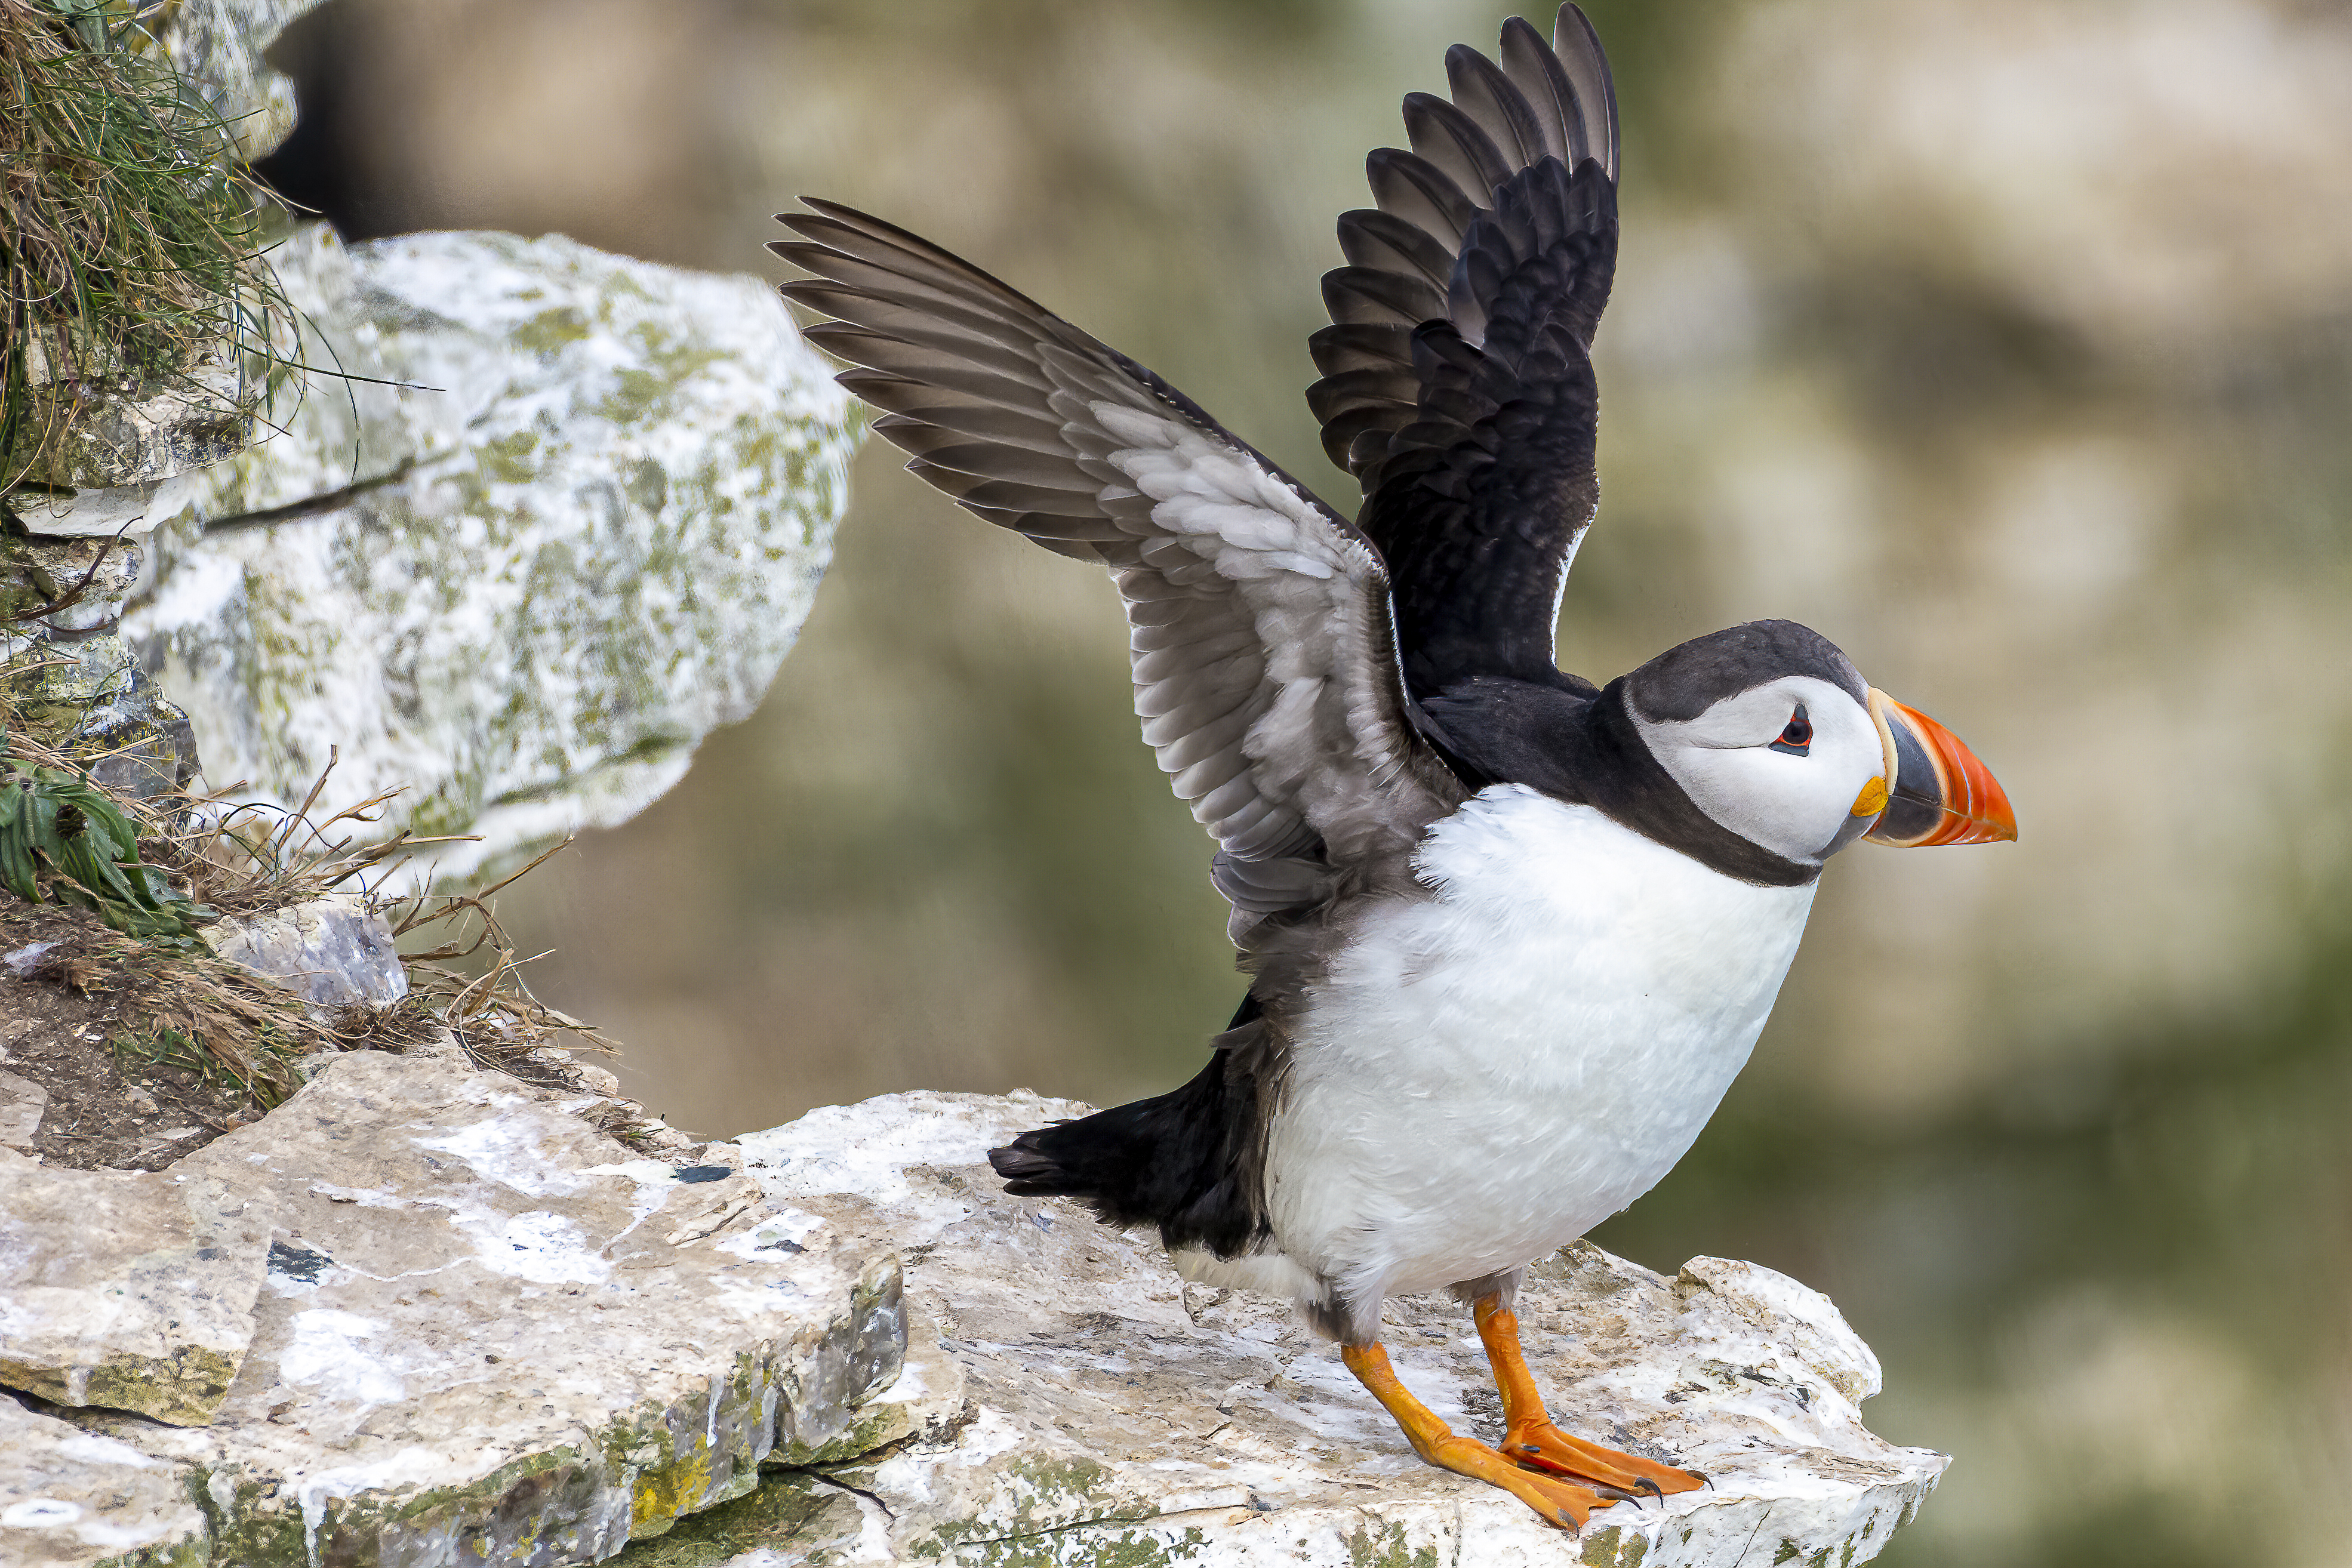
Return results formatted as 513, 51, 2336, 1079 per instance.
988, 995, 1270, 1257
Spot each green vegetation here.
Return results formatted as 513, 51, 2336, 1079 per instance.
0, 749, 204, 938
0, 662, 622, 1113
0, 0, 289, 489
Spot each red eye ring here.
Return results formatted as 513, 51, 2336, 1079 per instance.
1772, 706, 1812, 753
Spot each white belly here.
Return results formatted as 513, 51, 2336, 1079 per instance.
1261, 785, 1817, 1308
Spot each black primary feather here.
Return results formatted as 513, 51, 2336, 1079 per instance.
1306, 5, 1620, 701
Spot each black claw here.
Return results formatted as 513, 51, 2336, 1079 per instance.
1635, 1477, 1664, 1501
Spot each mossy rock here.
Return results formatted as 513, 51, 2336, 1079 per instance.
125, 226, 860, 886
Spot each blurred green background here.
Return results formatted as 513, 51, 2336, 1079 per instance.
257, 1, 2351, 1562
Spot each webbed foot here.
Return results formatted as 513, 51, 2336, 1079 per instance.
1340, 1341, 1621, 1530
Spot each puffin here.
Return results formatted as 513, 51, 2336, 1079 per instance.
772, 4, 2014, 1531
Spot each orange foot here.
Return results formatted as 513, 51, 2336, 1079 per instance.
1500, 1418, 1706, 1499
1473, 1292, 1706, 1503
1341, 1341, 1617, 1529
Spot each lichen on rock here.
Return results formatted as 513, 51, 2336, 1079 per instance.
0, 1149, 270, 1427
124, 224, 861, 885
2, 337, 250, 497
2, 528, 201, 800
30, 1049, 905, 1566
0, 1393, 211, 1568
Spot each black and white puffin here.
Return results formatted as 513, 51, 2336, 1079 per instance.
773, 4, 2015, 1532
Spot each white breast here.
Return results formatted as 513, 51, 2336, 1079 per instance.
1261, 784, 1817, 1311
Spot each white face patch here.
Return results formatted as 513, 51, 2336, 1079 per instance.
1631, 675, 1885, 864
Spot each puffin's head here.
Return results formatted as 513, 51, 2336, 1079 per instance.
1622, 620, 2015, 868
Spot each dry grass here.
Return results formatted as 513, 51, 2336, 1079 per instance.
0, 2, 652, 1138
87, 932, 339, 1104
3, 666, 626, 1113
153, 754, 627, 1080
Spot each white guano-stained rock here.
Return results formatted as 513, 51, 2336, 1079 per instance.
3, 338, 250, 498
0, 1394, 208, 1568
124, 224, 861, 886
153, 0, 331, 165
55, 1051, 904, 1566
0, 1148, 270, 1427
696, 1091, 1947, 1567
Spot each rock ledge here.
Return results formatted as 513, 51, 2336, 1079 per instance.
1, 1081, 1943, 1568
2, 1051, 907, 1568
697, 1090, 1946, 1567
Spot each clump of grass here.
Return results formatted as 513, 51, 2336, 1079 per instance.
0, 743, 207, 937
137, 745, 620, 1062
2, 674, 621, 1109
133, 743, 431, 916
138, 750, 624, 1071
380, 840, 624, 1073
107, 958, 333, 1107
0, 0, 293, 489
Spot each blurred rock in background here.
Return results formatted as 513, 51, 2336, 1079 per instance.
246, 1, 2352, 1564
126, 224, 857, 886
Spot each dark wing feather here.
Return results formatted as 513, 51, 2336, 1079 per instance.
1306, 4, 1620, 697
774, 201, 1463, 938
1334, 209, 1458, 293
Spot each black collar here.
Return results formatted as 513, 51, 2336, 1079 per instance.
1415, 676, 1821, 888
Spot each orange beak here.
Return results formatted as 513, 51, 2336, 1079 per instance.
1861, 688, 2017, 847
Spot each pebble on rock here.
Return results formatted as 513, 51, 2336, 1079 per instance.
200, 893, 408, 1013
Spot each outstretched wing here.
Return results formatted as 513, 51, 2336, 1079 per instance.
772, 202, 1463, 937
1307, 4, 1619, 698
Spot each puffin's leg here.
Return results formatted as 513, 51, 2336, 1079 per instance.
1471, 1292, 1705, 1498
1340, 1340, 1612, 1529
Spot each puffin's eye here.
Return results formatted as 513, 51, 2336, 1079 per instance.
1769, 705, 1811, 756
